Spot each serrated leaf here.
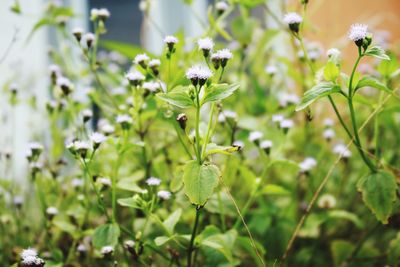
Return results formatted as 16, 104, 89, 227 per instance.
183, 161, 220, 206
357, 171, 397, 224
365, 46, 390, 60
92, 224, 120, 249
157, 86, 194, 108
201, 83, 239, 105
296, 82, 341, 111
355, 76, 391, 93
323, 61, 340, 82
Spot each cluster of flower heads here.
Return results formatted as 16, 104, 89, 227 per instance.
248, 131, 273, 155
299, 157, 317, 173
283, 12, 302, 33
66, 132, 107, 158
20, 248, 45, 267
145, 177, 172, 200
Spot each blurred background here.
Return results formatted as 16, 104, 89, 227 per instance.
0, 0, 399, 181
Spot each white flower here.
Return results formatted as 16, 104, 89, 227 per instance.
77, 244, 87, 252
28, 142, 44, 152
81, 109, 93, 119
98, 177, 112, 187
323, 129, 335, 140
134, 53, 149, 65
186, 65, 213, 80
126, 71, 145, 83
73, 140, 90, 151
218, 110, 237, 122
124, 240, 135, 248
299, 157, 317, 172
116, 114, 133, 124
232, 140, 244, 149
327, 48, 341, 58
21, 248, 38, 259
91, 8, 99, 18
348, 23, 368, 42
56, 77, 72, 89
49, 64, 61, 76
101, 246, 114, 255
90, 132, 107, 145
280, 119, 294, 129
323, 118, 334, 127
283, 12, 302, 25
157, 190, 171, 200
71, 178, 84, 188
333, 144, 352, 158
13, 195, 24, 206
46, 206, 58, 215
164, 35, 178, 44
248, 131, 263, 142
146, 177, 161, 186
198, 37, 214, 51
143, 81, 161, 92
213, 48, 233, 60
21, 256, 44, 266
148, 59, 161, 67
265, 65, 277, 75
260, 140, 273, 149
216, 1, 229, 11
272, 114, 285, 123
83, 32, 95, 42
318, 194, 337, 209
72, 27, 84, 36
98, 8, 110, 19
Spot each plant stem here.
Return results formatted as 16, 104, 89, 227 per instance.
195, 86, 202, 164
188, 207, 201, 267
201, 103, 215, 161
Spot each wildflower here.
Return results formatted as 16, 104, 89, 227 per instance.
186, 65, 213, 86
90, 8, 99, 20
323, 118, 334, 127
323, 128, 335, 141
283, 12, 302, 33
146, 177, 161, 186
73, 140, 90, 158
83, 32, 95, 49
260, 140, 273, 155
124, 240, 136, 254
218, 110, 237, 123
46, 206, 58, 220
198, 37, 214, 58
77, 243, 87, 258
101, 245, 114, 258
299, 157, 317, 173
28, 142, 44, 158
21, 248, 38, 259
56, 77, 73, 96
333, 144, 352, 158
97, 177, 112, 188
49, 64, 61, 83
232, 140, 244, 150
99, 120, 115, 135
280, 119, 294, 133
176, 113, 188, 130
71, 178, 84, 188
29, 162, 43, 174
248, 131, 263, 145
98, 8, 110, 21
149, 59, 161, 75
143, 81, 161, 94
164, 35, 178, 53
126, 71, 145, 87
72, 27, 84, 42
348, 23, 369, 46
211, 49, 233, 69
21, 248, 44, 267
134, 53, 149, 69
272, 114, 285, 125
157, 190, 172, 200
13, 195, 24, 208
327, 48, 341, 59
81, 109, 93, 123
216, 1, 229, 15
318, 194, 337, 209
265, 65, 277, 76
116, 114, 133, 130
90, 132, 107, 149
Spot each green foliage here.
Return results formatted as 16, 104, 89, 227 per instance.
364, 46, 390, 60
92, 224, 121, 249
357, 171, 397, 224
296, 82, 342, 111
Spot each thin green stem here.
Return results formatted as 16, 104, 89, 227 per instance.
201, 103, 215, 161
328, 96, 353, 140
188, 207, 201, 267
195, 86, 202, 164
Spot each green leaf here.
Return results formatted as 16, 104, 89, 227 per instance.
323, 61, 340, 82
92, 224, 120, 249
296, 82, 341, 111
163, 209, 182, 234
357, 171, 397, 224
201, 83, 239, 105
183, 161, 220, 206
327, 210, 364, 229
117, 177, 146, 193
117, 195, 143, 209
331, 240, 355, 266
205, 143, 239, 156
100, 40, 147, 58
157, 86, 194, 108
262, 184, 290, 196
364, 46, 390, 60
355, 76, 391, 93
388, 232, 400, 267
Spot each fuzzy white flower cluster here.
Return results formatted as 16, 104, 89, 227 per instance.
46, 206, 59, 215
126, 71, 145, 83
157, 190, 172, 200
134, 53, 149, 65
146, 177, 161, 186
280, 119, 294, 129
218, 110, 237, 122
318, 194, 337, 209
265, 65, 277, 75
164, 35, 178, 44
260, 140, 273, 149
21, 248, 44, 266
90, 132, 107, 145
198, 37, 214, 51
101, 245, 114, 255
348, 24, 368, 42
299, 157, 317, 172
216, 1, 229, 12
116, 114, 133, 124
283, 12, 302, 25
248, 131, 263, 142
186, 65, 213, 80
91, 8, 110, 20
333, 144, 352, 158
211, 48, 233, 60
143, 81, 161, 92
326, 48, 341, 58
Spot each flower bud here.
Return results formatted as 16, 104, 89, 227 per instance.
176, 113, 187, 130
